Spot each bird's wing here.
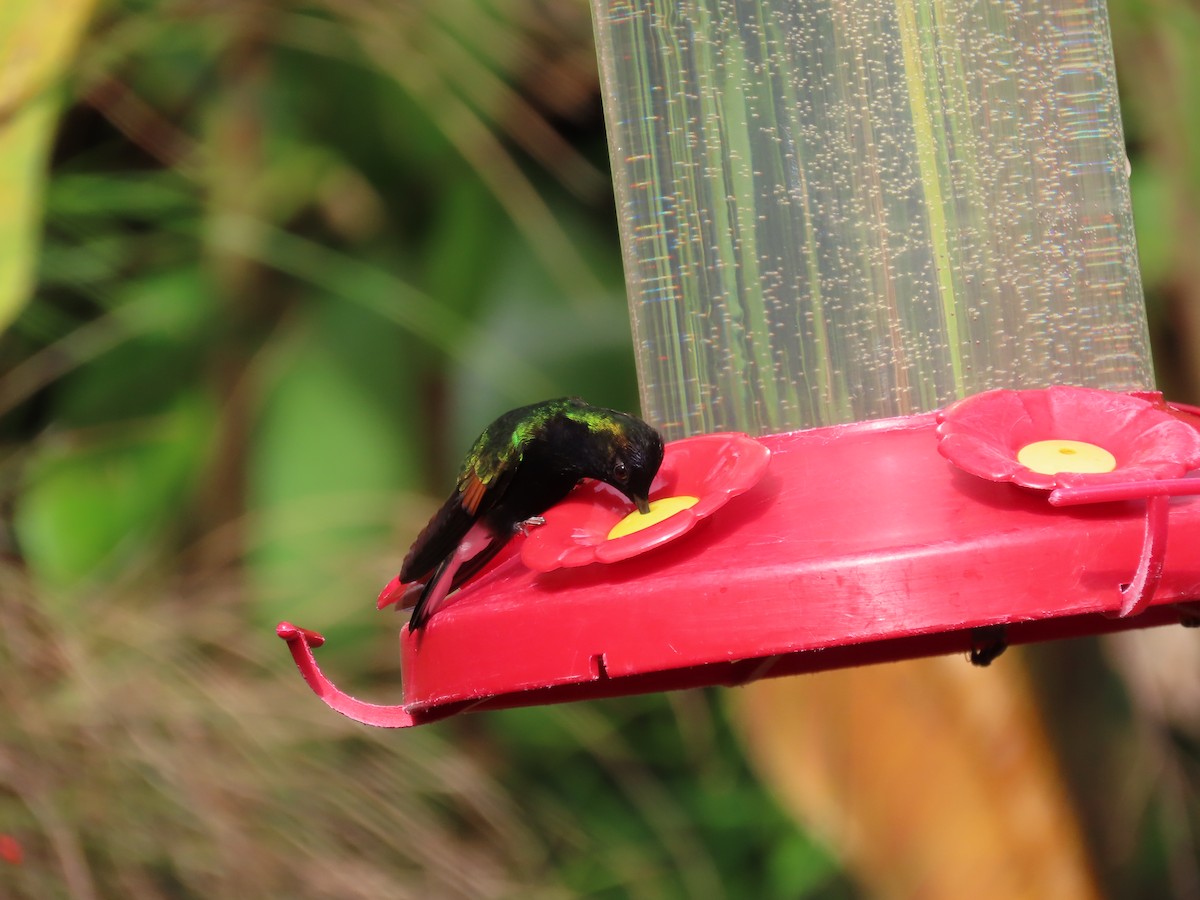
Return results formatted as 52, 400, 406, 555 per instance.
397, 440, 521, 584
408, 522, 510, 629
398, 400, 567, 586
397, 492, 476, 584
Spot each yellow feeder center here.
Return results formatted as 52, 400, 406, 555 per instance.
608, 495, 700, 540
1016, 439, 1117, 476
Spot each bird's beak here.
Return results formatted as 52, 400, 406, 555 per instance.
635, 495, 651, 515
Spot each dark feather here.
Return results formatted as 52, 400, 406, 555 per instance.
408, 530, 509, 629
399, 457, 518, 584
397, 492, 477, 586
389, 398, 664, 631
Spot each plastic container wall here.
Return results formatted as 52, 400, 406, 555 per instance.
592, 0, 1153, 439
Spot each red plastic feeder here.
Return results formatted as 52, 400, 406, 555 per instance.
280, 387, 1200, 728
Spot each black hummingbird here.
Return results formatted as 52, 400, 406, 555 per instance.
381, 397, 665, 630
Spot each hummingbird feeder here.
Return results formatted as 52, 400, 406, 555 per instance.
280, 0, 1200, 726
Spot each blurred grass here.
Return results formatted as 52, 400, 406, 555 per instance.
0, 564, 568, 899
1, 0, 1199, 896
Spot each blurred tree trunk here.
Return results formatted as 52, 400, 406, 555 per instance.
734, 655, 1101, 899
194, 3, 279, 576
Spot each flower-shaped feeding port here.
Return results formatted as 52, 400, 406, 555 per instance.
937, 387, 1200, 616
521, 432, 771, 573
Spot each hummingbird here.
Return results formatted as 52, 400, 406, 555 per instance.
381, 397, 664, 630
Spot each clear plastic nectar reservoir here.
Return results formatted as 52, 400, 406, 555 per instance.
592, 0, 1152, 438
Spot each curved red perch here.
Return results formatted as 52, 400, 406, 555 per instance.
1118, 495, 1170, 618
1051, 483, 1193, 617
277, 622, 419, 728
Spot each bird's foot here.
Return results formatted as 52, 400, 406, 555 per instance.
968, 625, 1008, 667
517, 516, 546, 535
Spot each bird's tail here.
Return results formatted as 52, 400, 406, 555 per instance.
408, 525, 508, 630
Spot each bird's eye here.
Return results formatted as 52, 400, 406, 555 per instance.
613, 461, 629, 482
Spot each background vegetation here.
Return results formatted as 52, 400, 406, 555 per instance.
1, 0, 1198, 897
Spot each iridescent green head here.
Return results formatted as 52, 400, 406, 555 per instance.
566, 404, 664, 513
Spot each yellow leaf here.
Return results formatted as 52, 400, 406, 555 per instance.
0, 0, 97, 333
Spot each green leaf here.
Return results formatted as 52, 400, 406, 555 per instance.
1129, 161, 1174, 290
423, 177, 506, 317
247, 304, 425, 626
14, 389, 214, 589
43, 171, 196, 220
768, 830, 841, 898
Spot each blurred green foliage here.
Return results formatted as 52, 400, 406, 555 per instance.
1, 0, 844, 896
2, 0, 1200, 896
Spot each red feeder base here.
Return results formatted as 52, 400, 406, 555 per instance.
280, 401, 1200, 728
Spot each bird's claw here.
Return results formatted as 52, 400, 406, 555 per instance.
968, 625, 1008, 667
518, 516, 546, 535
